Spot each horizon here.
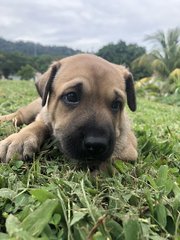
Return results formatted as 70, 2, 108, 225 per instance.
0, 35, 148, 53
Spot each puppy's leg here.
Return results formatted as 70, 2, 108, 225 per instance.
113, 130, 137, 162
113, 113, 138, 162
0, 114, 50, 163
0, 98, 42, 126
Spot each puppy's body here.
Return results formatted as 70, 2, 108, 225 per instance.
0, 54, 137, 168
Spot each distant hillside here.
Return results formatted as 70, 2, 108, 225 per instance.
0, 37, 81, 57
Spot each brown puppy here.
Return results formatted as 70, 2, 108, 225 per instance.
0, 54, 137, 168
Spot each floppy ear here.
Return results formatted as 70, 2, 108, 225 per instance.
124, 72, 136, 112
35, 62, 61, 106
112, 64, 136, 111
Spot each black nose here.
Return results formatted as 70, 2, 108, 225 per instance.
83, 136, 108, 157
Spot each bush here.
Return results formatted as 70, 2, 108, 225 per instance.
162, 68, 180, 94
17, 64, 35, 80
135, 70, 180, 105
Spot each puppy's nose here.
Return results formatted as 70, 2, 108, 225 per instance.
84, 136, 108, 156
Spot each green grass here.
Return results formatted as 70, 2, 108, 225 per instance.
0, 80, 180, 240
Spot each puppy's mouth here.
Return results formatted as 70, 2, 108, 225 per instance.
55, 119, 115, 167
59, 134, 115, 167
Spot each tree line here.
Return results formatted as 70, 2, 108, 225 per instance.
0, 37, 82, 80
0, 37, 80, 57
0, 39, 148, 80
0, 27, 180, 82
0, 52, 57, 79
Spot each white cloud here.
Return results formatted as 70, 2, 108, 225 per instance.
0, 0, 179, 51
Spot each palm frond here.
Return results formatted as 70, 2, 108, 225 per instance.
144, 27, 180, 76
167, 27, 180, 47
152, 59, 169, 77
145, 30, 167, 53
151, 50, 164, 60
132, 54, 154, 68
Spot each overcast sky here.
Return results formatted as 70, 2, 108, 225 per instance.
0, 0, 179, 51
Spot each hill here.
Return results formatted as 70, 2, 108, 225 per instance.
0, 37, 81, 57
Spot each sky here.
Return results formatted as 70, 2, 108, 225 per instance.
0, 0, 179, 52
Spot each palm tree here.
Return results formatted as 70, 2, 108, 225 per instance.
133, 27, 180, 78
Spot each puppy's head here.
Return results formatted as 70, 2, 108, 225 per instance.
36, 54, 136, 167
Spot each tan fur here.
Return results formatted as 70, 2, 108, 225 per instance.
0, 98, 42, 126
0, 54, 137, 166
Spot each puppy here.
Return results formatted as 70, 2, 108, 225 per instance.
0, 54, 137, 169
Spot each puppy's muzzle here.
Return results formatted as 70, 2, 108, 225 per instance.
83, 136, 108, 158
60, 119, 115, 165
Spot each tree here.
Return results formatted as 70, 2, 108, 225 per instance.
32, 55, 55, 73
132, 54, 154, 80
0, 51, 31, 78
17, 64, 35, 80
97, 40, 145, 65
97, 41, 147, 80
133, 27, 180, 78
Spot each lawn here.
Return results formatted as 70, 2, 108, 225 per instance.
0, 80, 180, 240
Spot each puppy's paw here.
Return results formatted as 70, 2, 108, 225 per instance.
0, 132, 39, 163
0, 113, 16, 123
113, 146, 138, 162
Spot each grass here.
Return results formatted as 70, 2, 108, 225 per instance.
0, 80, 180, 240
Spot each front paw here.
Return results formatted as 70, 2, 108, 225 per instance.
0, 132, 39, 163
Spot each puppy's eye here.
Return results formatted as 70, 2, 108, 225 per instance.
62, 92, 80, 105
111, 100, 122, 112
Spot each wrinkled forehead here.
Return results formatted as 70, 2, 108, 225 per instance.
53, 55, 126, 92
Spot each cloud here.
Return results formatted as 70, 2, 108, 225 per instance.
0, 0, 180, 51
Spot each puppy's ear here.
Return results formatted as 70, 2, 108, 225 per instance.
124, 71, 136, 112
112, 64, 136, 111
35, 62, 61, 106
